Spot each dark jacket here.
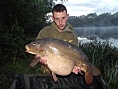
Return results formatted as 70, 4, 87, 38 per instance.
36, 22, 78, 47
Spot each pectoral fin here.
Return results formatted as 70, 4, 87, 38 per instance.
29, 58, 39, 67
51, 72, 57, 82
85, 71, 93, 85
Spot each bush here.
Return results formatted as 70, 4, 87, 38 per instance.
80, 40, 118, 89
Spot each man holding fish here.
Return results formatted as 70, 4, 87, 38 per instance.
28, 4, 110, 89
30, 4, 81, 74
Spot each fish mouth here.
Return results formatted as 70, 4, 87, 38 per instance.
25, 45, 41, 58
27, 51, 36, 55
25, 45, 36, 54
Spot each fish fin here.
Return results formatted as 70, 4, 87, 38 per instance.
51, 72, 57, 82
85, 71, 93, 85
40, 66, 50, 73
91, 66, 101, 76
29, 58, 39, 67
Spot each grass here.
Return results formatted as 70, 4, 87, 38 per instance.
80, 40, 118, 89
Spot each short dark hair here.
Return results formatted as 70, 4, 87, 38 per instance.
52, 4, 67, 13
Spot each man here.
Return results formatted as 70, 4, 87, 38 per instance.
30, 4, 110, 89
30, 4, 81, 74
36, 4, 78, 46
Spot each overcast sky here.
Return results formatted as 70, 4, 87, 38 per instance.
54, 0, 118, 16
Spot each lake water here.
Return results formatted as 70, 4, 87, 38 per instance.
74, 26, 118, 48
74, 26, 118, 39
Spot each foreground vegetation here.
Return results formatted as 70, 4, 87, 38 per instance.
80, 41, 118, 89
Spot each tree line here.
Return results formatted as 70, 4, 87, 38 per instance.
68, 12, 118, 27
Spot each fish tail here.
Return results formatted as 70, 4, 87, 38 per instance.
85, 65, 101, 85
85, 69, 93, 85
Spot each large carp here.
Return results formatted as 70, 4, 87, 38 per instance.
25, 37, 101, 84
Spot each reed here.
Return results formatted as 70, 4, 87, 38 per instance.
80, 40, 118, 89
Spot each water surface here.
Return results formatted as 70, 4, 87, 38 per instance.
74, 26, 118, 39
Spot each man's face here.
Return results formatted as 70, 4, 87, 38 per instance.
52, 10, 69, 31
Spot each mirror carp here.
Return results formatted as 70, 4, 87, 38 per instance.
25, 37, 101, 85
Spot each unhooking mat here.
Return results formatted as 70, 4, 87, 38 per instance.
9, 73, 110, 89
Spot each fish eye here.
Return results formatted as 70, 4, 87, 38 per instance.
33, 43, 36, 46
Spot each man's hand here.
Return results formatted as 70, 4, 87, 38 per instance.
39, 57, 47, 65
72, 66, 81, 74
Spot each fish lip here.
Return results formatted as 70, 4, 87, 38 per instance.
25, 45, 29, 52
25, 46, 35, 54
27, 51, 36, 54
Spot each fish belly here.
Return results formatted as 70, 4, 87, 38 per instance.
46, 53, 75, 75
